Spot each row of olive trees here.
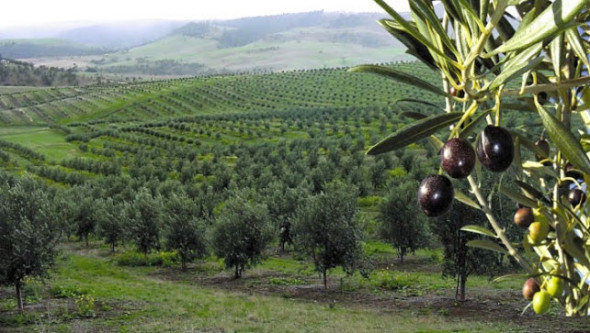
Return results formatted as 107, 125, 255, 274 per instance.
0, 174, 366, 310
57, 177, 367, 283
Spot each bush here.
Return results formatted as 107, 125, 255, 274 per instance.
115, 251, 179, 267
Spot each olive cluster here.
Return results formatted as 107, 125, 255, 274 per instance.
418, 125, 514, 217
514, 143, 586, 313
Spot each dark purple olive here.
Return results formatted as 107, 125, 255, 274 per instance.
514, 207, 534, 228
565, 163, 584, 180
441, 138, 476, 178
535, 139, 551, 166
568, 189, 586, 207
418, 175, 454, 217
523, 278, 540, 300
476, 125, 514, 172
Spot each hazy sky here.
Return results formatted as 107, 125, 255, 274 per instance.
0, 0, 411, 28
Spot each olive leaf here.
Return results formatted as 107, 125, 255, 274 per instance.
378, 19, 436, 69
348, 65, 450, 98
499, 183, 538, 208
535, 101, 590, 174
367, 112, 463, 155
454, 190, 480, 210
466, 239, 508, 254
488, 43, 543, 90
396, 98, 441, 109
373, 0, 460, 67
458, 109, 492, 139
488, 0, 588, 55
461, 225, 497, 238
515, 180, 551, 204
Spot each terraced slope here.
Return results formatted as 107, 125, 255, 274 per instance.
0, 62, 441, 126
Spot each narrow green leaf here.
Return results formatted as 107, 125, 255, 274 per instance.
400, 111, 427, 120
535, 101, 590, 174
349, 65, 450, 98
491, 273, 529, 284
378, 19, 437, 69
565, 28, 590, 70
410, 0, 458, 55
459, 109, 492, 139
454, 190, 480, 210
499, 183, 538, 208
461, 225, 497, 238
563, 232, 590, 268
515, 180, 551, 204
396, 98, 441, 109
374, 0, 460, 67
466, 239, 508, 254
550, 34, 564, 79
489, 43, 543, 90
574, 295, 589, 314
488, 0, 588, 55
427, 135, 444, 151
456, 0, 486, 32
367, 112, 463, 155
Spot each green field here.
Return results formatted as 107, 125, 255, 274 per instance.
4, 242, 585, 333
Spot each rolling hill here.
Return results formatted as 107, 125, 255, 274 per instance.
5, 11, 411, 77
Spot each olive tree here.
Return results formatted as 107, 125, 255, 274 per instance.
353, 0, 590, 315
126, 188, 163, 255
293, 182, 364, 288
378, 179, 431, 262
96, 197, 125, 253
163, 192, 207, 271
212, 193, 272, 278
0, 177, 59, 311
433, 201, 503, 301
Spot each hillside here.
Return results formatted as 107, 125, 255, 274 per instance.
0, 63, 440, 126
0, 58, 90, 86
0, 38, 104, 58
97, 12, 408, 75
9, 12, 410, 77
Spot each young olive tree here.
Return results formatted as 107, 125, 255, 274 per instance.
0, 177, 59, 311
163, 192, 208, 271
378, 179, 431, 262
96, 197, 125, 253
293, 182, 364, 289
212, 193, 272, 278
433, 200, 504, 301
353, 0, 590, 316
126, 188, 163, 255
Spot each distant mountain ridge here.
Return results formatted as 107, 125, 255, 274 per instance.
0, 11, 415, 76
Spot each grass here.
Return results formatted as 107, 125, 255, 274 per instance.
0, 241, 540, 332
0, 127, 80, 161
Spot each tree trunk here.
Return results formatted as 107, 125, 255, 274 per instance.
111, 241, 115, 253
323, 270, 327, 289
181, 257, 187, 271
235, 265, 240, 279
16, 280, 24, 311
85, 234, 89, 247
456, 274, 467, 302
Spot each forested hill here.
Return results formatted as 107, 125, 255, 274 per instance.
170, 11, 396, 48
0, 39, 105, 59
0, 58, 86, 86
